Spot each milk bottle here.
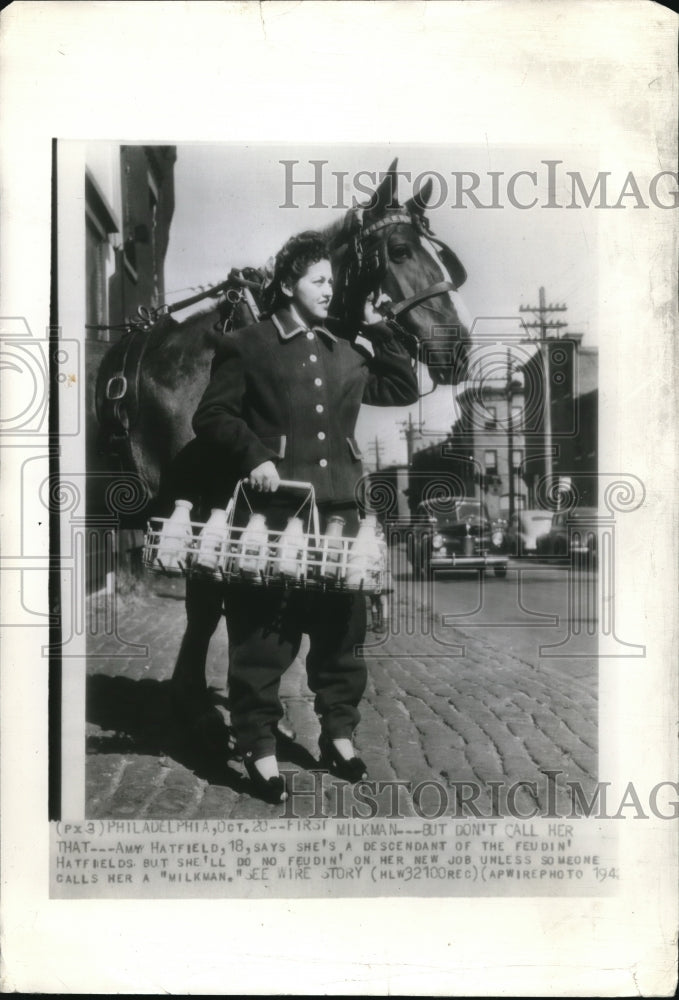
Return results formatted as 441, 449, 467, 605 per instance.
346, 514, 381, 589
238, 513, 269, 576
322, 515, 345, 580
156, 499, 193, 572
195, 508, 227, 572
277, 516, 304, 577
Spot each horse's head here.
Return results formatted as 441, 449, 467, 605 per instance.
331, 160, 471, 387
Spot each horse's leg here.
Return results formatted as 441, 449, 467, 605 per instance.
155, 436, 210, 515
162, 431, 240, 734
156, 434, 237, 514
170, 574, 225, 719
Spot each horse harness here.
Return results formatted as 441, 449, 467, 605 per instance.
95, 269, 262, 484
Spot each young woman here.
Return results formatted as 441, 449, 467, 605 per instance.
187, 231, 419, 803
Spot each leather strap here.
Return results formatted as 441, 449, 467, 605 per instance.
386, 279, 456, 318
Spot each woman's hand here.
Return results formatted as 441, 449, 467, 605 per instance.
248, 460, 280, 492
362, 291, 392, 326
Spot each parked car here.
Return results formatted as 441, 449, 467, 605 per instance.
409, 496, 509, 578
507, 509, 556, 557
535, 507, 598, 564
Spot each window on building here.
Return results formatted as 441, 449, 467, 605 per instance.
120, 150, 139, 283
85, 172, 118, 342
511, 405, 523, 428
86, 216, 107, 335
484, 405, 497, 429
512, 448, 523, 471
484, 449, 497, 473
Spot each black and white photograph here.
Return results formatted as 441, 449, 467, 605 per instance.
1, 2, 676, 995
76, 143, 605, 832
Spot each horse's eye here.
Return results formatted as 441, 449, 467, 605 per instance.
390, 245, 411, 262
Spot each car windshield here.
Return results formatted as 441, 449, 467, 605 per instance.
455, 502, 483, 519
421, 499, 483, 520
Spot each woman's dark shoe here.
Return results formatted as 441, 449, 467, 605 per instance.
244, 759, 288, 804
319, 735, 368, 783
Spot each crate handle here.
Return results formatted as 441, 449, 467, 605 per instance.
228, 479, 320, 539
274, 480, 315, 492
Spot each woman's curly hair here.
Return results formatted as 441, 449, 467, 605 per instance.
262, 231, 330, 315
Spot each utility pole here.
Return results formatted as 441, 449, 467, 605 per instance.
399, 413, 425, 466
506, 348, 515, 522
519, 286, 567, 491
368, 436, 383, 471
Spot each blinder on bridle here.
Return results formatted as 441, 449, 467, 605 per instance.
337, 207, 467, 356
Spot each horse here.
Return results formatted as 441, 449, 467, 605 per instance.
94, 160, 472, 521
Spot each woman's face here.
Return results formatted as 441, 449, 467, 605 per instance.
284, 258, 333, 325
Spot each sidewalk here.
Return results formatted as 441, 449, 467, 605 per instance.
85, 572, 597, 819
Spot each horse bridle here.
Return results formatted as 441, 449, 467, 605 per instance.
345, 209, 467, 356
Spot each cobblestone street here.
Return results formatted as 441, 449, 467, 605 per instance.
86, 563, 597, 820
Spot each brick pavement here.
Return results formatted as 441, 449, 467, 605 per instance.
85, 570, 597, 819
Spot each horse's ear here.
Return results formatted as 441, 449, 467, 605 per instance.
368, 157, 400, 215
405, 177, 433, 215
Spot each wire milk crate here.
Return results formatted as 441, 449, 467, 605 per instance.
143, 479, 388, 594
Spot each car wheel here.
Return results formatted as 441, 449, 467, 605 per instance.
494, 565, 507, 578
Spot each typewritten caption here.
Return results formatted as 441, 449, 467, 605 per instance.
51, 818, 617, 898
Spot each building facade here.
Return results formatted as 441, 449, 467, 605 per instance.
83, 144, 177, 591
406, 334, 598, 519
86, 145, 176, 344
408, 378, 527, 520
521, 335, 598, 507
